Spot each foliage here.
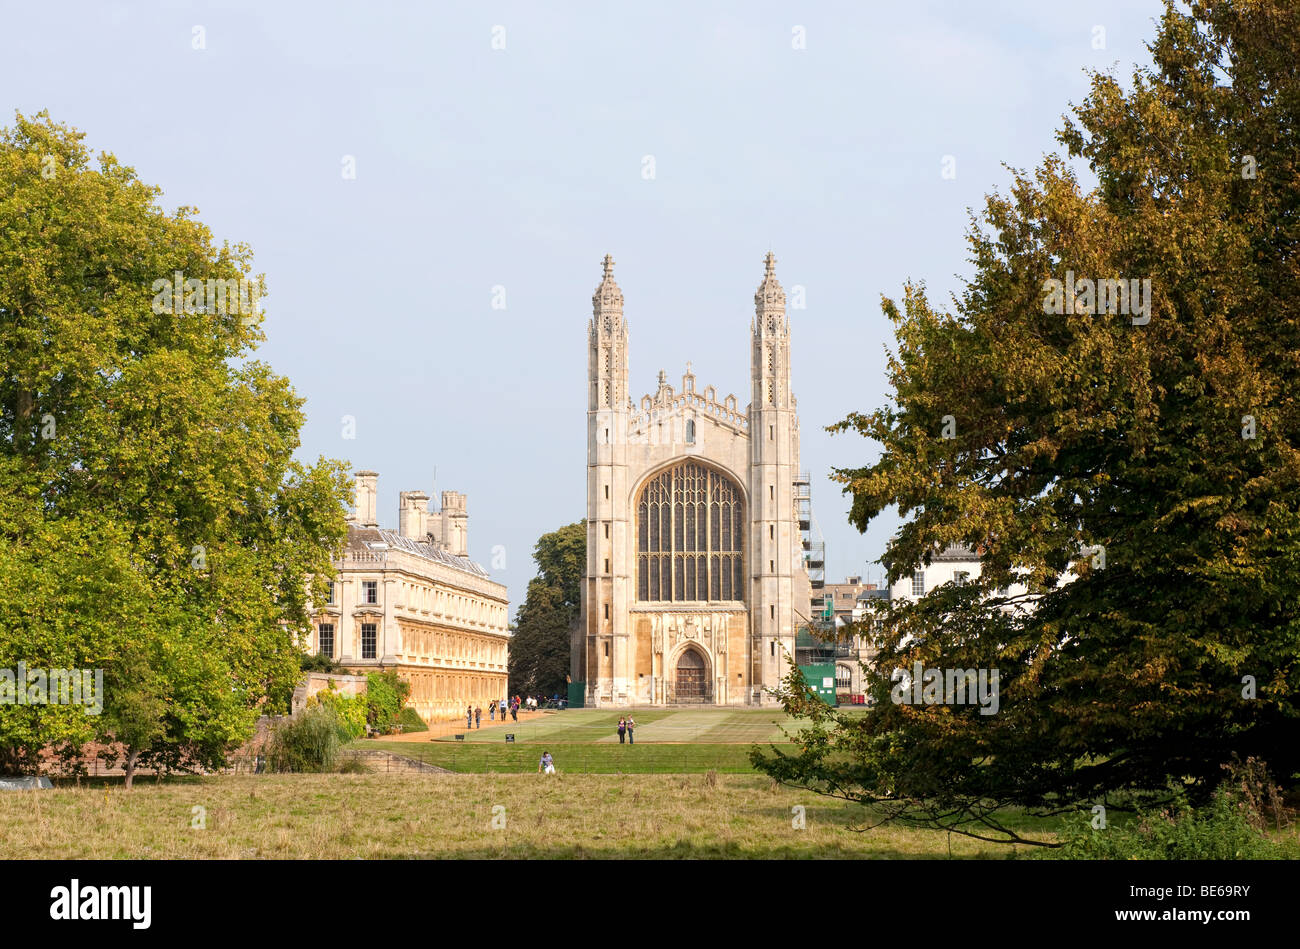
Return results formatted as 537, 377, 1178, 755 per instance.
101, 650, 168, 789
395, 707, 428, 733
1048, 785, 1288, 860
365, 671, 410, 734
0, 112, 351, 779
299, 652, 341, 673
309, 687, 367, 742
755, 0, 1300, 838
1218, 754, 1294, 832
267, 706, 340, 773
509, 521, 584, 696
0, 503, 143, 773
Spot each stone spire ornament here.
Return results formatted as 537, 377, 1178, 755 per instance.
754, 250, 786, 334
593, 253, 624, 327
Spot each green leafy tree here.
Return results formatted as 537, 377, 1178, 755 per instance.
101, 651, 167, 791
0, 112, 350, 781
754, 0, 1300, 842
509, 521, 584, 697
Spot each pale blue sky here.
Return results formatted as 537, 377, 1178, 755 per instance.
3, 0, 1168, 613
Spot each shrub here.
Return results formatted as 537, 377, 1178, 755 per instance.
299, 652, 340, 673
310, 688, 367, 742
1049, 786, 1287, 860
1219, 755, 1294, 832
395, 707, 427, 733
365, 671, 410, 734
267, 707, 340, 773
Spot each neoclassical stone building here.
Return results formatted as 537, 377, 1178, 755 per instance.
576, 253, 812, 707
311, 471, 510, 723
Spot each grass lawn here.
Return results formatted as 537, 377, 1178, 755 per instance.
439, 707, 810, 744
370, 740, 779, 773
376, 707, 824, 773
0, 772, 1061, 859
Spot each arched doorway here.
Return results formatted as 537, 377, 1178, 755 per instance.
675, 648, 709, 703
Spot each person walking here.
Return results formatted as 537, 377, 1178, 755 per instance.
466, 705, 472, 730
489, 700, 496, 722
510, 700, 518, 723
538, 751, 556, 774
617, 718, 626, 744
626, 715, 636, 744
475, 705, 482, 728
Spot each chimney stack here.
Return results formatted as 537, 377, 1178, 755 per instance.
398, 490, 429, 540
352, 470, 379, 528
439, 490, 468, 557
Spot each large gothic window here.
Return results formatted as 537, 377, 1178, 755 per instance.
637, 462, 744, 602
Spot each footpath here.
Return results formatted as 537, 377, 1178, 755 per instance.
375, 707, 551, 743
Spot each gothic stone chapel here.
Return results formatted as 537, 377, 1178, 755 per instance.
575, 253, 812, 707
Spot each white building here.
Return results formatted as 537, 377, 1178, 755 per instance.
888, 544, 986, 603
311, 471, 510, 723
576, 253, 813, 707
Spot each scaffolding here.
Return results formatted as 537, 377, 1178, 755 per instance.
794, 471, 825, 591
794, 471, 827, 649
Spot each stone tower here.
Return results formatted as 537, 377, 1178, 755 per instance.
583, 254, 632, 703
749, 252, 802, 702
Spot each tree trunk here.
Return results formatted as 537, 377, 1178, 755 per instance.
124, 748, 139, 790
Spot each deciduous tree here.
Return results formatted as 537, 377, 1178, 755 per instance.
509, 521, 584, 697
754, 0, 1300, 841
0, 112, 350, 781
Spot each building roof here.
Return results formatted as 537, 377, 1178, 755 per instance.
343, 527, 490, 578
930, 544, 979, 562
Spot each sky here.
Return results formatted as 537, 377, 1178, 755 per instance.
1, 0, 1170, 615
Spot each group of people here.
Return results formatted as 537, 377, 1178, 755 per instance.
466, 698, 522, 729
462, 694, 571, 729
617, 716, 636, 743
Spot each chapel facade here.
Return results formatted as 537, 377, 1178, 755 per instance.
575, 253, 811, 707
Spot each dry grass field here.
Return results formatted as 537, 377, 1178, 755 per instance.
0, 772, 1057, 859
